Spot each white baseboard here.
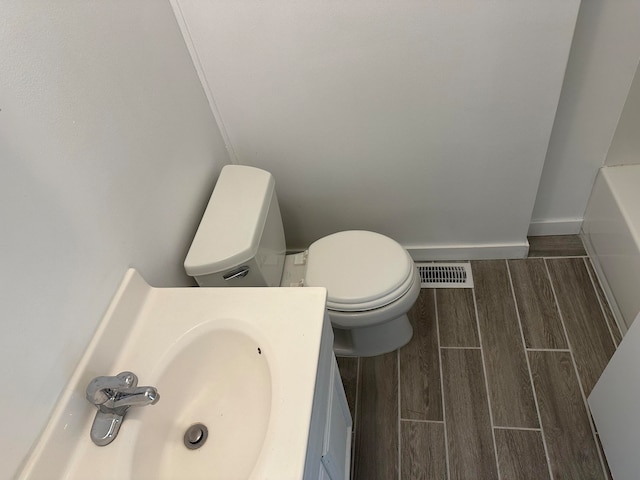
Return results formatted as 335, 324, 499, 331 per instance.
528, 219, 583, 236
407, 242, 529, 261
290, 241, 530, 260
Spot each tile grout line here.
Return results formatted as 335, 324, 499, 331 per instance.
397, 349, 401, 480
526, 348, 571, 352
582, 257, 619, 348
537, 255, 589, 260
493, 425, 542, 432
400, 418, 445, 424
440, 346, 481, 350
543, 258, 609, 480
471, 283, 502, 480
434, 290, 451, 480
505, 259, 554, 480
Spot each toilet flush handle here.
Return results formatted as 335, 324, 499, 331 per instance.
223, 266, 250, 281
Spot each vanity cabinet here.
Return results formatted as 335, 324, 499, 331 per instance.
304, 315, 352, 480
17, 275, 343, 480
319, 357, 352, 479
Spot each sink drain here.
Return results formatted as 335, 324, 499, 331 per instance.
184, 423, 208, 450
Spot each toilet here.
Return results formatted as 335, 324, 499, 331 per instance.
184, 165, 420, 356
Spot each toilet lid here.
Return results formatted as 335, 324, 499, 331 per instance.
304, 231, 415, 312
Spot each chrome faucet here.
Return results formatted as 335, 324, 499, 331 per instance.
86, 371, 159, 446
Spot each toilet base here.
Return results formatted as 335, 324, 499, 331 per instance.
332, 313, 413, 357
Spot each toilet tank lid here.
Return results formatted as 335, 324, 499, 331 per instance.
184, 165, 274, 277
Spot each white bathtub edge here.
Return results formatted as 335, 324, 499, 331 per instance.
581, 229, 628, 336
582, 165, 640, 334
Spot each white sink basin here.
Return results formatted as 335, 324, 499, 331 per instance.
132, 328, 272, 480
19, 269, 330, 480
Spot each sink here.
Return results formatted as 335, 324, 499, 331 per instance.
19, 269, 332, 479
132, 328, 272, 480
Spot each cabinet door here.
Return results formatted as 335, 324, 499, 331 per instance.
321, 357, 353, 480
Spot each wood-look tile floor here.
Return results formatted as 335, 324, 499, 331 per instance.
337, 238, 621, 480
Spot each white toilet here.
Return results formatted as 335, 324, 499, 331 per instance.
184, 165, 420, 356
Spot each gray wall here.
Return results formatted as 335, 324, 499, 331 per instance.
605, 60, 640, 167
0, 1, 229, 477
531, 0, 640, 234
174, 0, 579, 258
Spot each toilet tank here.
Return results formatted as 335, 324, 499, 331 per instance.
184, 165, 286, 287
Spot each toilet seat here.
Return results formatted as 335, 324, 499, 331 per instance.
304, 230, 415, 312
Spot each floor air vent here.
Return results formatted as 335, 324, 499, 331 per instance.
415, 262, 474, 288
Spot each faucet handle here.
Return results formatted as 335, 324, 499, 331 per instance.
114, 371, 138, 388
86, 371, 138, 405
86, 371, 159, 446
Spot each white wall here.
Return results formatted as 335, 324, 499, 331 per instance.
0, 2, 229, 478
530, 0, 640, 235
174, 0, 578, 258
605, 61, 640, 167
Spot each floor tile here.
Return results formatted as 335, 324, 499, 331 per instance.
400, 289, 442, 421
472, 260, 538, 428
529, 351, 605, 479
441, 348, 498, 480
527, 235, 586, 257
495, 429, 550, 480
437, 289, 479, 348
546, 258, 616, 395
400, 421, 447, 480
345, 256, 616, 480
508, 259, 567, 349
353, 352, 398, 480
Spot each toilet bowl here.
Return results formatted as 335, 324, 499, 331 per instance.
184, 165, 419, 356
302, 230, 420, 356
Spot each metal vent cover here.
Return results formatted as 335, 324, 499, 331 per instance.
415, 262, 474, 288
